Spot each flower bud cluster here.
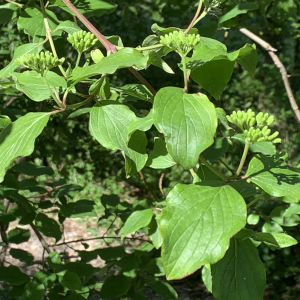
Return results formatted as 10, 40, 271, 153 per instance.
15, 51, 65, 77
226, 109, 281, 144
67, 30, 98, 53
160, 30, 200, 55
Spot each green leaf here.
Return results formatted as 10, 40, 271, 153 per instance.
68, 107, 91, 119
146, 137, 176, 169
60, 200, 96, 218
16, 71, 67, 102
145, 51, 174, 74
211, 237, 266, 300
58, 271, 82, 290
18, 8, 61, 43
35, 213, 62, 241
100, 274, 132, 299
48, 251, 62, 270
0, 114, 11, 130
247, 213, 260, 225
145, 276, 177, 300
202, 137, 230, 163
20, 281, 44, 300
0, 3, 18, 25
246, 154, 300, 201
8, 228, 31, 244
0, 112, 50, 183
12, 162, 54, 176
148, 215, 163, 249
64, 294, 86, 300
160, 183, 246, 280
90, 101, 148, 177
232, 134, 276, 155
54, 184, 83, 198
55, 20, 81, 34
194, 165, 223, 183
219, 3, 259, 24
191, 59, 234, 99
53, 0, 117, 18
120, 209, 153, 239
284, 203, 300, 217
202, 264, 212, 293
128, 110, 153, 136
153, 87, 217, 169
0, 43, 42, 78
9, 248, 34, 265
270, 206, 300, 227
118, 84, 154, 103
196, 37, 227, 50
69, 48, 148, 86
255, 232, 298, 249
0, 265, 30, 285
188, 44, 257, 98
33, 271, 56, 289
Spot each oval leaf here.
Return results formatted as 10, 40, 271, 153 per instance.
153, 87, 217, 169
160, 183, 246, 280
255, 232, 298, 249
0, 112, 50, 183
120, 209, 153, 240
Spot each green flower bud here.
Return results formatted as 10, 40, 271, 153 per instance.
91, 49, 104, 63
273, 138, 282, 143
249, 117, 256, 127
268, 131, 279, 140
267, 116, 275, 125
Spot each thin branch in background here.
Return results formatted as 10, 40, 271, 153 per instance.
159, 170, 167, 198
139, 171, 158, 202
0, 221, 9, 266
51, 236, 149, 247
3, 96, 18, 108
239, 28, 300, 124
102, 214, 118, 238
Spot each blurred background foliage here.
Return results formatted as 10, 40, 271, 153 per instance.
1, 0, 300, 298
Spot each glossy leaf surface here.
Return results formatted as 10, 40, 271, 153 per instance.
160, 183, 246, 280
246, 154, 300, 201
153, 87, 217, 169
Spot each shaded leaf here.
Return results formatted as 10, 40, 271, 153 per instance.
120, 209, 153, 239
255, 232, 298, 249
35, 213, 62, 241
145, 276, 177, 300
100, 274, 131, 299
0, 265, 30, 285
12, 162, 54, 176
9, 248, 34, 265
20, 281, 44, 300
8, 228, 30, 244
211, 237, 266, 300
58, 271, 82, 290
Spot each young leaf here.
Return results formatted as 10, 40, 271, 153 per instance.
120, 209, 153, 240
160, 183, 246, 280
55, 20, 81, 34
48, 251, 62, 270
0, 112, 50, 183
211, 237, 266, 300
153, 87, 217, 169
246, 154, 300, 201
255, 232, 298, 249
